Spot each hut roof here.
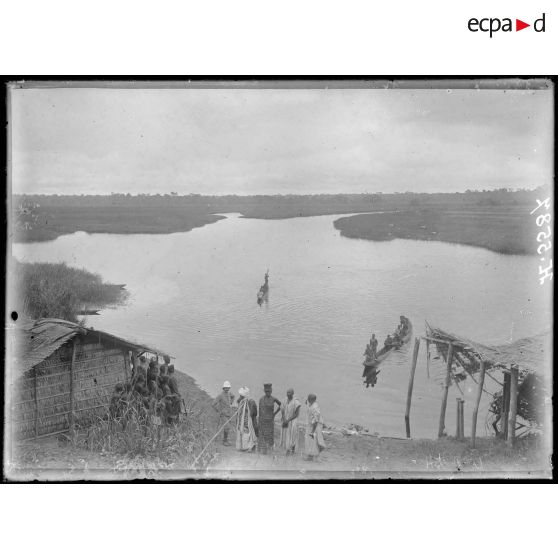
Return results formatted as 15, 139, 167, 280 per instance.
12, 318, 168, 376
426, 322, 550, 375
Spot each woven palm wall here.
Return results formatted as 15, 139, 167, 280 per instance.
12, 339, 130, 440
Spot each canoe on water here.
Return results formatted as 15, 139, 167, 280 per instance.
257, 283, 269, 305
362, 321, 412, 388
362, 320, 413, 369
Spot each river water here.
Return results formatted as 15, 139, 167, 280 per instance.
12, 213, 551, 438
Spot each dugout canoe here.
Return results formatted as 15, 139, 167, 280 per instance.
362, 320, 413, 368
257, 282, 269, 305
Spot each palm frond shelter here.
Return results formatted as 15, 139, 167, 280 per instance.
7, 318, 167, 440
404, 322, 550, 447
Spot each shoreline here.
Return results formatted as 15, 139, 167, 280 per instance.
13, 211, 226, 243
13, 192, 544, 257
334, 207, 536, 255
7, 368, 551, 480
14, 205, 536, 256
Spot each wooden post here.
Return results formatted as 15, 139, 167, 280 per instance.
131, 351, 139, 379
405, 337, 421, 438
69, 339, 77, 432
471, 359, 485, 448
507, 365, 519, 448
501, 371, 511, 439
123, 350, 129, 381
456, 398, 461, 439
34, 370, 39, 439
438, 342, 453, 438
460, 399, 465, 440
425, 339, 430, 379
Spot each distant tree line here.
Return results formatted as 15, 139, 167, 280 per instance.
11, 186, 549, 243
13, 186, 546, 210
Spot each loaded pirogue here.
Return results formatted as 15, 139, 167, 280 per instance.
362, 315, 413, 388
257, 270, 269, 306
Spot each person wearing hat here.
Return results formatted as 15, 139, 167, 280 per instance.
258, 383, 281, 454
212, 380, 236, 446
236, 387, 258, 451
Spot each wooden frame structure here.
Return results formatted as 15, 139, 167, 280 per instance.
404, 327, 521, 448
11, 319, 166, 440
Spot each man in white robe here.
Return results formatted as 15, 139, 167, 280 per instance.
280, 388, 301, 455
304, 394, 325, 460
236, 387, 258, 452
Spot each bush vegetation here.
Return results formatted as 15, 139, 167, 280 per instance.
71, 397, 217, 475
14, 260, 128, 322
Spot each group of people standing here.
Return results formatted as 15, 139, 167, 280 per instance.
212, 382, 325, 460
132, 355, 181, 399
110, 354, 183, 425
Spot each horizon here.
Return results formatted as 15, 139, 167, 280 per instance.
10, 86, 553, 196
12, 186, 545, 198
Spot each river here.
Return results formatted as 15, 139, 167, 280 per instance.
12, 213, 551, 438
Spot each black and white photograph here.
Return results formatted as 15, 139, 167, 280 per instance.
4, 79, 553, 480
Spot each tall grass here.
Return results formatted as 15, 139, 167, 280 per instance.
71, 396, 217, 475
14, 260, 127, 322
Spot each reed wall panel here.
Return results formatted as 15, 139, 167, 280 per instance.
13, 339, 129, 439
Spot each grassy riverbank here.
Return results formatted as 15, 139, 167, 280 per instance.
9, 369, 221, 480
334, 207, 537, 255
13, 260, 128, 322
14, 205, 225, 242
9, 368, 550, 480
13, 189, 544, 247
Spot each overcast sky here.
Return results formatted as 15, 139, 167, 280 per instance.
10, 86, 553, 195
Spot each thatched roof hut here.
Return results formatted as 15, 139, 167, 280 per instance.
425, 322, 549, 377
425, 323, 550, 428
8, 318, 168, 440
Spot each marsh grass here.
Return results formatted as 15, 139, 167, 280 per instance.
70, 397, 216, 475
334, 208, 537, 255
14, 190, 543, 244
14, 260, 128, 322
